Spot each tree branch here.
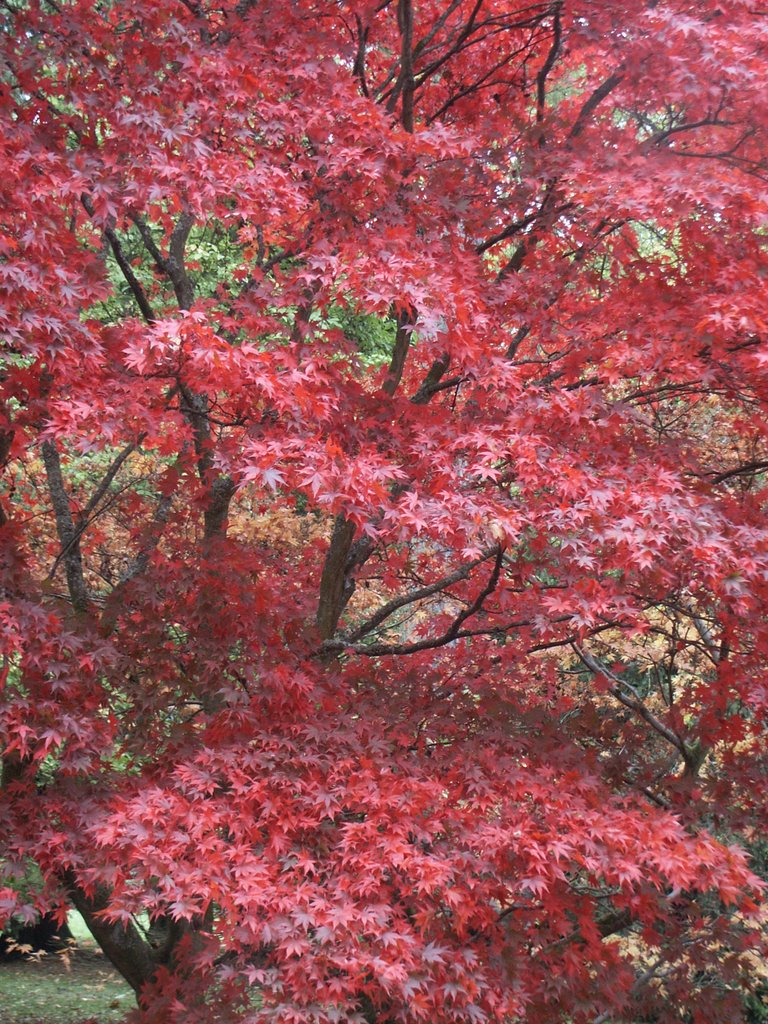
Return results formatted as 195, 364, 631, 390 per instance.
535, 2, 562, 131
568, 68, 625, 140
81, 195, 156, 324
46, 436, 145, 584
41, 440, 89, 613
382, 309, 415, 396
572, 644, 689, 757
343, 549, 497, 643
316, 514, 358, 641
325, 547, 506, 656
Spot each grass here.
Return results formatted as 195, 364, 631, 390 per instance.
0, 912, 134, 1024
66, 911, 97, 947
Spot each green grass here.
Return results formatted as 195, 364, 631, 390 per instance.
66, 911, 98, 947
0, 913, 134, 1024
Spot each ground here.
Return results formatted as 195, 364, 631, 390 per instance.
0, 913, 133, 1024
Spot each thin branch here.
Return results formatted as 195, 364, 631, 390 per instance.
352, 14, 370, 97
572, 644, 688, 757
343, 549, 497, 643
80, 438, 145, 523
130, 210, 195, 310
568, 68, 625, 140
81, 195, 156, 324
325, 547, 505, 656
387, 0, 416, 131
705, 459, 768, 484
410, 352, 452, 404
46, 436, 145, 582
412, 0, 468, 59
535, 2, 562, 130
476, 208, 544, 255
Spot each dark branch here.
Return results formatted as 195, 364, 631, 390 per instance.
568, 68, 625, 140
343, 549, 498, 643
41, 440, 89, 613
81, 195, 156, 324
324, 547, 505, 656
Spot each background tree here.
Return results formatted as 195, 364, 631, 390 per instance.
1, 1, 768, 1021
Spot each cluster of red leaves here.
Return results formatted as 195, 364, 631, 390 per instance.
2, 1, 768, 1022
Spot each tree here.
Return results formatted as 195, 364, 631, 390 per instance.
1, 0, 767, 1020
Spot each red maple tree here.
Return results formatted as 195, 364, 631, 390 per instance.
1, 1, 768, 1021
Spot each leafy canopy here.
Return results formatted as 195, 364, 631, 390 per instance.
1, 1, 768, 1022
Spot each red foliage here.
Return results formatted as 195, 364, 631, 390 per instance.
1, 1, 768, 1021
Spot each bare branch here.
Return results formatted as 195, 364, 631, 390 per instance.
325, 547, 505, 656
705, 459, 768, 484
568, 68, 625, 140
46, 436, 145, 583
316, 514, 358, 640
81, 195, 156, 324
410, 352, 452, 404
41, 440, 89, 613
387, 0, 416, 131
343, 549, 498, 643
382, 310, 415, 396
130, 211, 195, 310
535, 2, 562, 131
572, 644, 688, 757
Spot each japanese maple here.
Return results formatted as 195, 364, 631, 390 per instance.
1, 0, 768, 1021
